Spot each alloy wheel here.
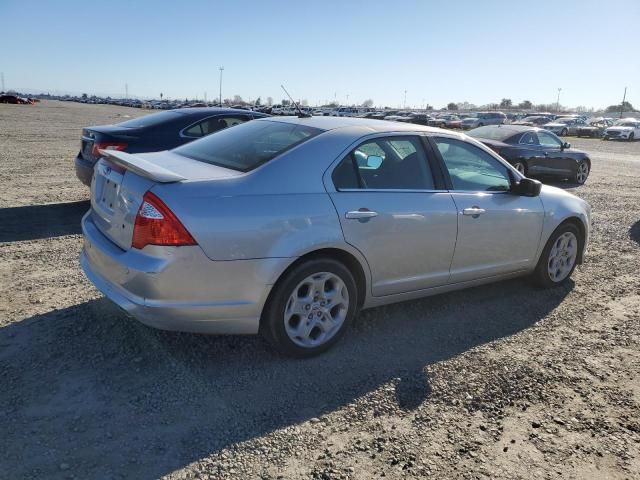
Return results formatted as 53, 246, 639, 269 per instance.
514, 162, 526, 174
283, 272, 349, 348
576, 162, 589, 184
547, 232, 578, 282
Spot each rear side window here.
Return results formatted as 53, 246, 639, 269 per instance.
174, 120, 322, 172
332, 136, 434, 190
183, 115, 250, 138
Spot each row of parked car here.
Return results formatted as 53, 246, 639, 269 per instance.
0, 93, 39, 104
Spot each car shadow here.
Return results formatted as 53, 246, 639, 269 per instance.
630, 220, 640, 245
0, 200, 89, 242
0, 278, 573, 479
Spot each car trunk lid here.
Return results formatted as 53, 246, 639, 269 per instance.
90, 150, 242, 250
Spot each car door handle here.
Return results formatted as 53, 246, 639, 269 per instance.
462, 207, 486, 216
345, 209, 378, 219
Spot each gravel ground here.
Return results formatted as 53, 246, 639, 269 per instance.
1, 101, 639, 480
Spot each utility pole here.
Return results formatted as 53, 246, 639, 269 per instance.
219, 66, 224, 106
204, 91, 207, 102
125, 83, 129, 99
346, 94, 349, 106
404, 90, 407, 109
556, 87, 562, 114
620, 87, 627, 119
1, 72, 4, 92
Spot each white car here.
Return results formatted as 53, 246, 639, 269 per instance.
603, 118, 640, 141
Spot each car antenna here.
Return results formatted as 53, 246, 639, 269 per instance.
281, 84, 311, 118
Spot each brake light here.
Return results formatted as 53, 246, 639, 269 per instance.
132, 192, 196, 249
91, 141, 128, 157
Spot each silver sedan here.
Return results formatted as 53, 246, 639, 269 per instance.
81, 116, 591, 357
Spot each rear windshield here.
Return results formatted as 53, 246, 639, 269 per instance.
467, 126, 516, 141
116, 111, 181, 128
173, 120, 323, 172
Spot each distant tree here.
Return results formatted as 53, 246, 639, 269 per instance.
605, 101, 634, 113
232, 94, 244, 104
81, 93, 88, 100
518, 100, 532, 110
499, 98, 512, 109
447, 102, 458, 110
266, 96, 273, 106
282, 99, 290, 106
254, 96, 261, 106
361, 99, 374, 108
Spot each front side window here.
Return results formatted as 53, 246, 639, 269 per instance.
332, 136, 434, 190
519, 132, 540, 146
174, 120, 322, 172
434, 137, 511, 192
536, 131, 562, 148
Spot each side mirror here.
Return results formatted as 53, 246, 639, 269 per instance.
562, 142, 571, 149
515, 177, 542, 197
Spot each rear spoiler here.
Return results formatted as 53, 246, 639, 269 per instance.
99, 149, 186, 183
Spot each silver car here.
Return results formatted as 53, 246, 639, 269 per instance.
81, 117, 591, 357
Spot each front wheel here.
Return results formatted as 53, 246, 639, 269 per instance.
260, 258, 358, 357
629, 132, 635, 141
532, 223, 582, 288
513, 161, 527, 175
561, 128, 568, 136
573, 160, 589, 184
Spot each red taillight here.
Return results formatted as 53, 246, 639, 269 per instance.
91, 141, 128, 157
132, 192, 196, 249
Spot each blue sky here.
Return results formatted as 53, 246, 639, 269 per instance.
1, 0, 638, 109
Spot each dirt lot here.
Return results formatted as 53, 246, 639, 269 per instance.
1, 101, 639, 480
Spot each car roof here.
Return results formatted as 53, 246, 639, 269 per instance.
474, 125, 542, 135
256, 115, 447, 133
171, 107, 259, 116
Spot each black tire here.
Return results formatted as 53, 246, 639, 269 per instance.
531, 223, 582, 288
629, 132, 635, 141
260, 258, 358, 358
561, 128, 568, 136
572, 160, 589, 185
513, 161, 527, 176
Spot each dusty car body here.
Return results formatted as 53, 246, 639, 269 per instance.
81, 117, 591, 356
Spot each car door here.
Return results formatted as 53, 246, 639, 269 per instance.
515, 131, 545, 175
536, 131, 575, 175
328, 135, 458, 296
431, 136, 544, 283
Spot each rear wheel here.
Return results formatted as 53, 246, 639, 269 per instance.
260, 258, 358, 357
532, 223, 581, 288
629, 132, 635, 141
561, 128, 568, 136
572, 160, 589, 184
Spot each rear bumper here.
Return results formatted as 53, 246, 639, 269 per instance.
75, 154, 94, 186
80, 212, 291, 334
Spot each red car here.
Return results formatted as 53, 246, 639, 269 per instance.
0, 94, 33, 104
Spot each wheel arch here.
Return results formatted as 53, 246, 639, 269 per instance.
553, 216, 587, 264
261, 247, 370, 327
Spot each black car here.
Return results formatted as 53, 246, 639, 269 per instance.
75, 108, 268, 186
467, 125, 591, 184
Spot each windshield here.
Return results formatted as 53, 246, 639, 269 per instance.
467, 126, 516, 141
173, 120, 323, 172
116, 111, 181, 128
522, 116, 545, 122
614, 121, 638, 127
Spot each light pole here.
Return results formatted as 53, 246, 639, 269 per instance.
556, 87, 562, 114
346, 94, 349, 106
403, 90, 407, 109
219, 66, 224, 106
